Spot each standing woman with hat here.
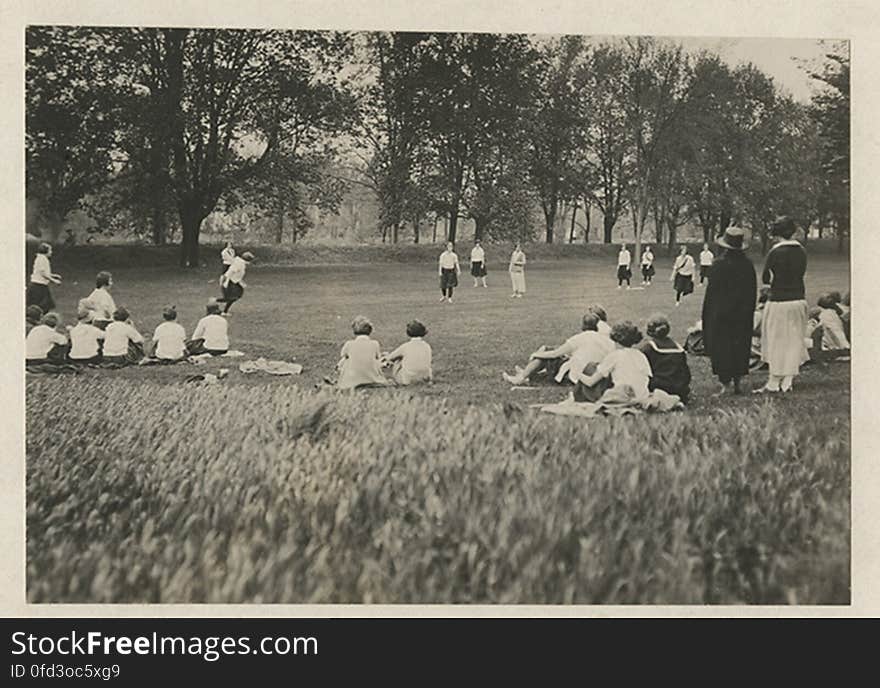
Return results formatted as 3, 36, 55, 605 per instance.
700, 226, 757, 395
755, 216, 809, 393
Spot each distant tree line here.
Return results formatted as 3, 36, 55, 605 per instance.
25, 28, 849, 266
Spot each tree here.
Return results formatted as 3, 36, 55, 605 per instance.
419, 32, 537, 243
577, 43, 632, 244
527, 36, 587, 243
139, 28, 353, 266
620, 38, 696, 263
25, 27, 128, 240
809, 44, 849, 252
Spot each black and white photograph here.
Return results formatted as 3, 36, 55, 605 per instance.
7, 1, 869, 611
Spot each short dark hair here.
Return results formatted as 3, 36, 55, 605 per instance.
645, 314, 670, 339
206, 301, 221, 315
771, 216, 797, 239
113, 307, 129, 322
406, 320, 427, 337
96, 271, 112, 288
581, 313, 600, 332
37, 242, 52, 254
26, 305, 43, 323
352, 315, 372, 336
587, 303, 607, 322
610, 321, 643, 348
42, 312, 59, 328
162, 306, 177, 321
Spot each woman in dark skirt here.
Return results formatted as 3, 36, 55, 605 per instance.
469, 240, 488, 288
438, 241, 461, 303
700, 226, 757, 395
671, 245, 696, 306
26, 242, 62, 313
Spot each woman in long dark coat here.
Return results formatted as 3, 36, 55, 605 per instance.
701, 226, 757, 395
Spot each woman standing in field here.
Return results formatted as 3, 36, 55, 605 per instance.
438, 241, 461, 303
755, 216, 809, 393
700, 226, 757, 395
671, 245, 696, 306
698, 242, 714, 286
470, 240, 488, 288
26, 242, 62, 313
640, 245, 655, 285
509, 242, 527, 298
616, 244, 632, 289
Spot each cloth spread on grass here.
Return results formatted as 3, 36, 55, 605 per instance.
26, 363, 81, 375
536, 386, 683, 418
239, 358, 303, 376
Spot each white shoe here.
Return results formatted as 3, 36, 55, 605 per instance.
440, 296, 447, 303
448, 298, 453, 304
483, 283, 488, 288
511, 293, 517, 298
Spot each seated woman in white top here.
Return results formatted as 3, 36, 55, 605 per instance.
151, 306, 187, 362
502, 311, 613, 386
102, 307, 145, 365
87, 271, 117, 329
68, 300, 105, 364
188, 300, 230, 355
384, 320, 433, 385
576, 321, 652, 402
335, 316, 389, 390
25, 312, 69, 364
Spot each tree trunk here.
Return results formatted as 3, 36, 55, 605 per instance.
666, 216, 677, 255
151, 204, 167, 246
432, 217, 438, 243
474, 216, 488, 242
392, 222, 400, 244
602, 212, 615, 243
543, 202, 556, 244
584, 201, 591, 243
413, 219, 420, 244
275, 206, 284, 244
569, 202, 578, 243
179, 204, 202, 268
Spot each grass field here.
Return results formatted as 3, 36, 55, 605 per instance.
26, 250, 851, 604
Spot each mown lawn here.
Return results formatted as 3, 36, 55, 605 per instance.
26, 252, 851, 604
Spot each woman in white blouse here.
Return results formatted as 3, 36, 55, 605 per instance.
671, 245, 696, 306
27, 243, 62, 313
509, 242, 527, 298
438, 242, 461, 303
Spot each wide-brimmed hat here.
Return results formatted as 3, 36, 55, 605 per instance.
716, 226, 748, 251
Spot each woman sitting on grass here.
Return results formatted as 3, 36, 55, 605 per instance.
502, 310, 614, 386
334, 316, 389, 390
637, 315, 691, 403
87, 271, 116, 330
68, 300, 105, 365
102, 307, 145, 365
25, 305, 43, 335
816, 293, 850, 357
575, 321, 651, 403
25, 312, 69, 366
150, 306, 187, 363
187, 300, 229, 356
383, 320, 433, 385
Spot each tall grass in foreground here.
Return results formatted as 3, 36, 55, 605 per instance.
26, 378, 849, 604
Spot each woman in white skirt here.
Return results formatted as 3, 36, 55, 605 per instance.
755, 216, 808, 393
509, 242, 526, 298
